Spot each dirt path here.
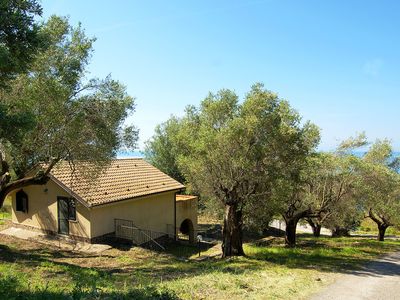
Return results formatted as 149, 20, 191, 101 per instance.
311, 251, 400, 300
0, 227, 111, 254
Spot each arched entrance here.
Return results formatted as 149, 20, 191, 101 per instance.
179, 218, 194, 243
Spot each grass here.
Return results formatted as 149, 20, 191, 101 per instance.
0, 207, 398, 299
0, 233, 399, 300
0, 196, 11, 221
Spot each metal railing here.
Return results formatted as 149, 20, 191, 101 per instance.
115, 218, 166, 250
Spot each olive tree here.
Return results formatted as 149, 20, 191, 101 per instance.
0, 0, 44, 88
323, 195, 363, 237
144, 117, 186, 183
272, 155, 319, 246
305, 153, 364, 238
173, 84, 318, 256
361, 140, 400, 241
276, 134, 367, 246
0, 16, 137, 206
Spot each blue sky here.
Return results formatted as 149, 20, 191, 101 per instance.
41, 0, 400, 151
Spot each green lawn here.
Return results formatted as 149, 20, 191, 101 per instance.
0, 196, 11, 226
0, 233, 399, 300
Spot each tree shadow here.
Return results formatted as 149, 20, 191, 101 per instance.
345, 253, 400, 277
0, 238, 265, 288
352, 233, 399, 239
246, 236, 400, 277
163, 240, 217, 258
1, 232, 400, 299
198, 223, 285, 242
0, 275, 180, 300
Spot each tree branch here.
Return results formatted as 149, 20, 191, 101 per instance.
0, 157, 60, 207
368, 208, 383, 226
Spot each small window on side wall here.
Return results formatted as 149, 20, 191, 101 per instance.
68, 198, 76, 221
16, 190, 28, 213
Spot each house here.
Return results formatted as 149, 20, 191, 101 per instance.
8, 158, 198, 244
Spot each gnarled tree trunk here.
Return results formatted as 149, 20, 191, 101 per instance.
221, 203, 244, 257
307, 218, 321, 237
0, 153, 58, 207
283, 208, 316, 247
369, 209, 390, 242
377, 224, 388, 241
284, 217, 299, 247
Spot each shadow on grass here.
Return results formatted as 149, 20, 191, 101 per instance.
1, 232, 400, 298
0, 239, 265, 286
0, 243, 117, 287
197, 223, 285, 242
246, 235, 400, 277
0, 274, 179, 300
163, 240, 217, 258
0, 243, 184, 299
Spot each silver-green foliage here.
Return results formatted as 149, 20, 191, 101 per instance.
0, 16, 137, 204
174, 84, 319, 255
360, 139, 400, 239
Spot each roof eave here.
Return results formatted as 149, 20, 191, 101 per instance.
49, 174, 92, 208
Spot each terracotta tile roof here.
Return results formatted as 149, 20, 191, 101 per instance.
50, 159, 185, 207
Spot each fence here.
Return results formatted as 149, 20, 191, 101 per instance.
114, 218, 166, 250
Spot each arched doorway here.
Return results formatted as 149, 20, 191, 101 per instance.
179, 218, 194, 243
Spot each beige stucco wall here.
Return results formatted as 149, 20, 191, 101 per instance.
90, 191, 176, 238
10, 180, 91, 239
9, 180, 197, 243
176, 197, 198, 238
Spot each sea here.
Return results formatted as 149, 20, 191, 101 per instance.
117, 150, 144, 159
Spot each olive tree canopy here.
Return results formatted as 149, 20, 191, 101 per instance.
0, 0, 44, 88
167, 84, 319, 256
0, 16, 138, 206
361, 139, 400, 241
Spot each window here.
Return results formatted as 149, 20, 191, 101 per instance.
16, 190, 28, 213
68, 198, 76, 221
